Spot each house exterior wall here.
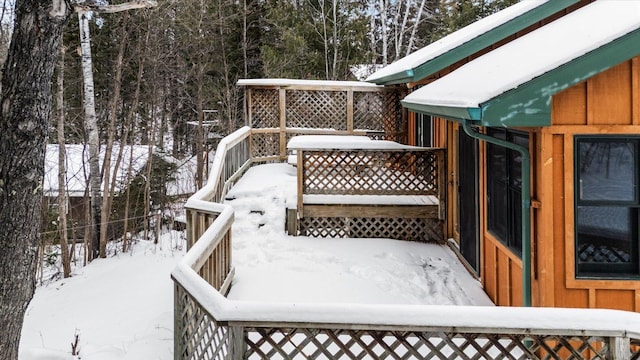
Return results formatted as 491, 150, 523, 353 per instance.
535, 56, 640, 311
433, 56, 640, 310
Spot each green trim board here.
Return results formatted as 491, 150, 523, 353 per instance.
369, 0, 583, 86
402, 28, 640, 128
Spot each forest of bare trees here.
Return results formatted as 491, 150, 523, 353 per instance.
0, 0, 518, 278
0, 0, 517, 357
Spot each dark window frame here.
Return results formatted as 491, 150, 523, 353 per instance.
574, 136, 640, 279
486, 128, 529, 257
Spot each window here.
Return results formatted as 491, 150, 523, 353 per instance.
415, 113, 432, 147
486, 128, 529, 256
575, 137, 640, 278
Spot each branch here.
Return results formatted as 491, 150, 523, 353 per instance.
75, 0, 158, 13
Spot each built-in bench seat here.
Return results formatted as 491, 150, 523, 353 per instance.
286, 135, 446, 242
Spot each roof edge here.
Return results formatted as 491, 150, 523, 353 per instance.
369, 0, 582, 86
480, 27, 640, 127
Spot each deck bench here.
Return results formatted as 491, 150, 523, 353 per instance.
285, 135, 446, 242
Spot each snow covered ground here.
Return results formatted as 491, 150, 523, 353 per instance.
20, 162, 491, 359
20, 235, 185, 360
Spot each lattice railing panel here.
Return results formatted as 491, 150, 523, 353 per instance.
353, 92, 385, 132
299, 216, 443, 242
244, 328, 620, 360
302, 150, 441, 196
175, 283, 231, 360
251, 132, 281, 159
250, 89, 279, 128
354, 90, 405, 143
286, 90, 348, 130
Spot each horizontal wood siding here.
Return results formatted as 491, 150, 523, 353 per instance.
534, 55, 640, 312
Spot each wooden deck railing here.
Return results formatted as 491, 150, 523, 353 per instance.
173, 80, 640, 359
239, 79, 407, 161
173, 125, 640, 360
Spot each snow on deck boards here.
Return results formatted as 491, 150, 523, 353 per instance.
287, 135, 423, 150
303, 194, 438, 206
224, 163, 492, 306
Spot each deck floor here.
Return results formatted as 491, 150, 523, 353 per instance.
223, 163, 493, 306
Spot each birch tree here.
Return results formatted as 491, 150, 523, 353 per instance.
75, 0, 156, 259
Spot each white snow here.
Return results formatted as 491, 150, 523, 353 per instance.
236, 78, 381, 88
20, 235, 185, 360
303, 194, 438, 206
287, 135, 422, 150
402, 1, 640, 109
43, 144, 150, 197
223, 163, 489, 306
366, 0, 550, 83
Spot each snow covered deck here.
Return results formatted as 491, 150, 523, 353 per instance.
224, 163, 487, 305
173, 126, 640, 360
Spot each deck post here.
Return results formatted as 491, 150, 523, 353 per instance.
173, 283, 183, 360
609, 336, 630, 360
437, 149, 447, 220
229, 325, 246, 360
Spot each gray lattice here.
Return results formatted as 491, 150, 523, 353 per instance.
251, 132, 281, 159
175, 284, 230, 360
302, 150, 441, 196
300, 216, 443, 242
354, 89, 406, 143
245, 328, 615, 360
250, 89, 279, 128
299, 217, 348, 238
286, 90, 348, 130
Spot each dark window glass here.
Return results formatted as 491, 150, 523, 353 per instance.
416, 113, 432, 147
578, 141, 636, 202
575, 137, 640, 278
486, 128, 529, 256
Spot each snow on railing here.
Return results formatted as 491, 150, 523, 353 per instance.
172, 126, 640, 360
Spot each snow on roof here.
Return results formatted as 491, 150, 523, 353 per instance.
43, 144, 151, 197
349, 64, 384, 81
236, 78, 381, 88
402, 0, 640, 109
366, 0, 550, 83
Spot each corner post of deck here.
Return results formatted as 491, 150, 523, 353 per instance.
229, 325, 246, 360
297, 150, 304, 220
608, 336, 630, 360
436, 149, 446, 220
279, 87, 287, 159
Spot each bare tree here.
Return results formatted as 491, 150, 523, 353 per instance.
75, 0, 156, 259
56, 41, 71, 278
0, 0, 70, 356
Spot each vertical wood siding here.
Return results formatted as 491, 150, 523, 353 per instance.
531, 55, 640, 311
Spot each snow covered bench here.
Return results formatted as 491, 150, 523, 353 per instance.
286, 136, 446, 242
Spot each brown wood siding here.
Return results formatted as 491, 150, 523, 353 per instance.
477, 56, 640, 310
530, 55, 640, 312
587, 61, 633, 125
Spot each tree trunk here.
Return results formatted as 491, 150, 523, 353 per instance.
100, 13, 130, 257
0, 0, 70, 357
56, 41, 71, 278
78, 11, 102, 260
